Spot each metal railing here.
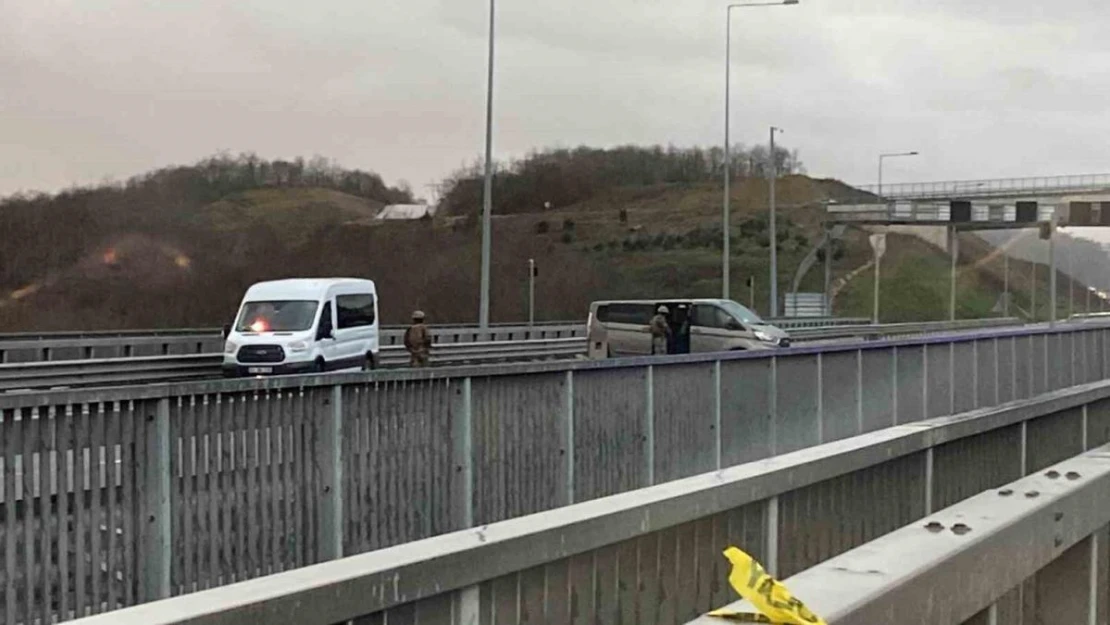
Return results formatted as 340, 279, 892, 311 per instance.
0, 318, 1027, 392
789, 316, 1021, 341
0, 317, 998, 365
855, 172, 1110, 201
0, 322, 585, 364
0, 337, 588, 391
56, 369, 1110, 625
4, 321, 1110, 623
688, 444, 1110, 624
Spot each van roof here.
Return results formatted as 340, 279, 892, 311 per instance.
590, 298, 733, 306
243, 278, 376, 301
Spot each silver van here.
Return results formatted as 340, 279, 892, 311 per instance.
586, 299, 790, 359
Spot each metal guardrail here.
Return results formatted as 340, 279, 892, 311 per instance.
0, 338, 587, 392
855, 172, 1110, 201
0, 317, 968, 365
5, 321, 1110, 622
57, 371, 1110, 625
0, 323, 585, 364
688, 444, 1110, 624
0, 318, 1024, 392
0, 318, 1038, 392
790, 317, 1022, 341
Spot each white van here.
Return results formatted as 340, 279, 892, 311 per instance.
222, 278, 380, 377
586, 298, 790, 359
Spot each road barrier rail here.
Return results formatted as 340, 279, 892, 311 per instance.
52, 370, 1110, 625
0, 337, 587, 392
0, 318, 1030, 391
0, 323, 585, 364
687, 443, 1110, 625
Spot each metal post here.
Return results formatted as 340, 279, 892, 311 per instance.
1050, 227, 1057, 327
722, 8, 733, 299
1068, 243, 1075, 318
1032, 260, 1038, 322
949, 226, 958, 321
877, 157, 882, 199
749, 276, 755, 310
452, 378, 474, 528
1003, 250, 1010, 317
140, 397, 171, 602
722, 1, 799, 297
877, 152, 918, 201
318, 386, 344, 561
478, 0, 496, 329
527, 258, 535, 326
769, 126, 780, 317
873, 247, 881, 324
824, 229, 832, 316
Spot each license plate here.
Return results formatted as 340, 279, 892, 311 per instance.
248, 367, 273, 375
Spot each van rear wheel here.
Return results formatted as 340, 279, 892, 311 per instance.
363, 352, 377, 371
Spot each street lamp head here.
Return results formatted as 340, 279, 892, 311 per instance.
783, 0, 800, 4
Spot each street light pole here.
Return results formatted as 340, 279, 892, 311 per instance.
527, 258, 535, 326
877, 151, 919, 199
478, 0, 496, 329
722, 0, 799, 301
769, 125, 782, 317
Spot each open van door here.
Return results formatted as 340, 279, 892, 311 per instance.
587, 307, 610, 359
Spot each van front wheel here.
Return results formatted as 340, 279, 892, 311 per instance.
314, 358, 326, 373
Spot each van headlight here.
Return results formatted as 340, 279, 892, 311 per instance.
288, 341, 308, 353
224, 341, 238, 355
754, 330, 775, 343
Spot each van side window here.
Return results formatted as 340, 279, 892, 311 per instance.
337, 293, 377, 329
693, 305, 734, 329
601, 303, 652, 325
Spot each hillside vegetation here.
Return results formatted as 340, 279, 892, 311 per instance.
0, 149, 1096, 331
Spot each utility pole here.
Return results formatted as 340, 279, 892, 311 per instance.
769, 126, 782, 317
527, 258, 536, 326
478, 0, 496, 329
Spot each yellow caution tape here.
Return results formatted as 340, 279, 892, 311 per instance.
707, 547, 827, 625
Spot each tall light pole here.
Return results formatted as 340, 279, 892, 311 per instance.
722, 0, 799, 301
877, 151, 918, 199
478, 0, 496, 329
769, 125, 784, 317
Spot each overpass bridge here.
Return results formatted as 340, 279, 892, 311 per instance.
6, 319, 1110, 624
856, 172, 1110, 203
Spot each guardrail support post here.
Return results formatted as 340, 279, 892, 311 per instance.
714, 361, 722, 469
643, 366, 655, 487
561, 370, 575, 505
317, 385, 344, 561
139, 397, 171, 602
452, 377, 474, 528
765, 496, 780, 577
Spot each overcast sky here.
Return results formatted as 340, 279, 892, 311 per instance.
2, 0, 1108, 200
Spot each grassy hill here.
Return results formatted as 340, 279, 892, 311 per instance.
0, 151, 1096, 331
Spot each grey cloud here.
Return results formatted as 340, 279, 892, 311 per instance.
1, 0, 1108, 199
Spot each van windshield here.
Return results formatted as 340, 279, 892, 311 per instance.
236, 300, 319, 333
719, 300, 763, 325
